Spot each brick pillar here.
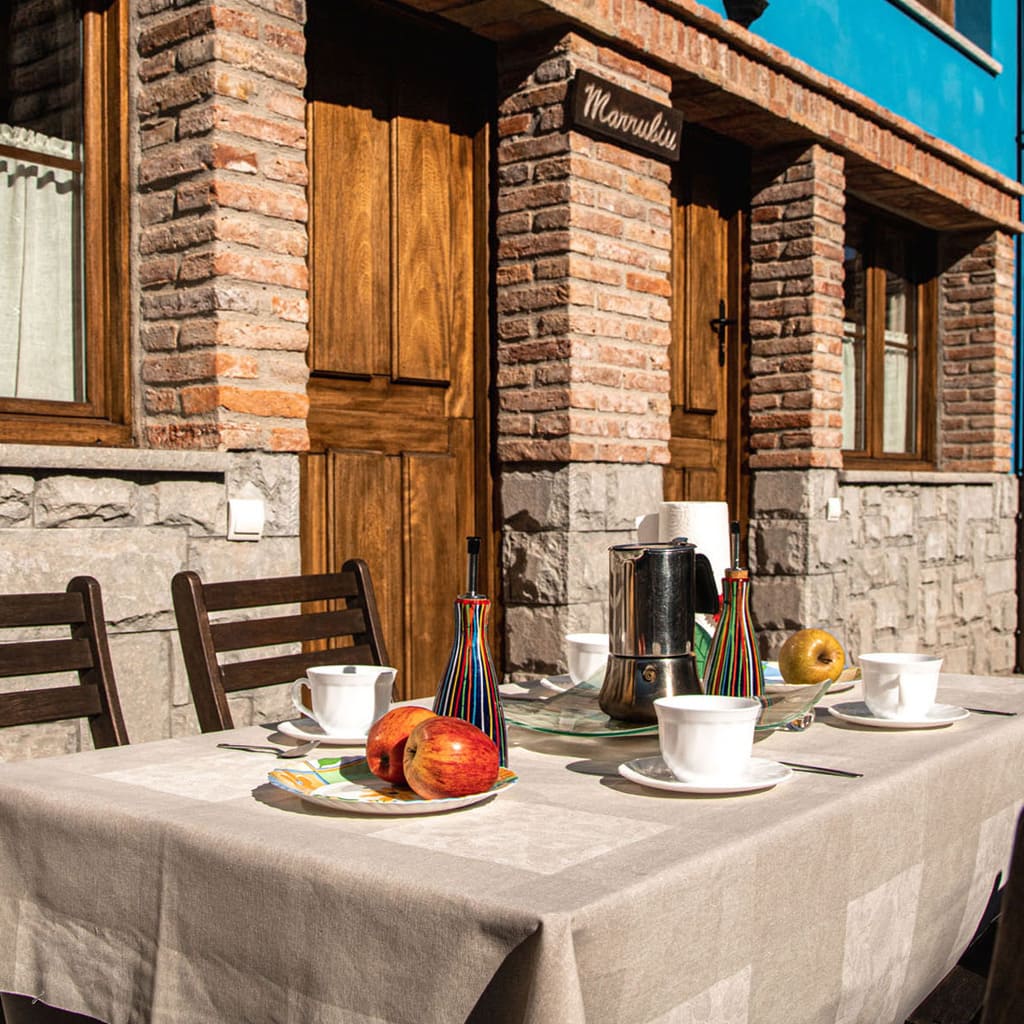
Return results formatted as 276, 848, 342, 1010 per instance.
746, 144, 848, 652
496, 34, 670, 676
135, 0, 310, 452
748, 143, 846, 470
939, 229, 1015, 472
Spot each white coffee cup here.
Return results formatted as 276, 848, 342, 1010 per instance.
654, 694, 761, 782
291, 664, 396, 736
566, 633, 610, 686
859, 653, 942, 720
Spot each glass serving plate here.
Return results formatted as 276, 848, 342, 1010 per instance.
504, 675, 838, 737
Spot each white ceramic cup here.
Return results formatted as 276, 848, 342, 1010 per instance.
566, 633, 610, 686
654, 694, 761, 782
291, 664, 396, 736
859, 653, 943, 720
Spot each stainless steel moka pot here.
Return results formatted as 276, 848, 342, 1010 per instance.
598, 540, 719, 723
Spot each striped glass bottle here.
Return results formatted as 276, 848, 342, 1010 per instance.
433, 595, 509, 766
702, 568, 765, 699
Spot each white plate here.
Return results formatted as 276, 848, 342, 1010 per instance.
762, 663, 855, 694
827, 701, 969, 729
618, 755, 793, 795
268, 756, 519, 816
277, 718, 368, 746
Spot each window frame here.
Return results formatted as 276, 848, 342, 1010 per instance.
0, 0, 130, 446
841, 201, 937, 470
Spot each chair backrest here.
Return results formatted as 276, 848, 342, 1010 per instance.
172, 560, 390, 732
0, 576, 129, 748
981, 808, 1024, 1024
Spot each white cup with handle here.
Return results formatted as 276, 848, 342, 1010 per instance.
565, 633, 610, 686
859, 653, 943, 720
292, 664, 396, 737
654, 694, 761, 782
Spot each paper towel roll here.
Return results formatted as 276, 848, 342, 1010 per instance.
658, 501, 731, 594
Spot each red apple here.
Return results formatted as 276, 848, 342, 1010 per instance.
365, 706, 437, 785
402, 716, 500, 800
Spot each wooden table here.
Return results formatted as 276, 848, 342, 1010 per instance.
0, 673, 1022, 1024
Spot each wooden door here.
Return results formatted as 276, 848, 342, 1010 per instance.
668, 129, 749, 541
303, 1, 494, 700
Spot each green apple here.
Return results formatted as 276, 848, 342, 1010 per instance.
778, 628, 845, 686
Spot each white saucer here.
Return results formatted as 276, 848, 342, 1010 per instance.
618, 756, 793, 795
827, 701, 969, 729
277, 718, 369, 746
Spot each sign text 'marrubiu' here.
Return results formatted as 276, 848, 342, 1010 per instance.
570, 70, 684, 162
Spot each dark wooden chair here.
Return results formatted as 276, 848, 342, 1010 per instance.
0, 576, 128, 747
172, 560, 390, 732
980, 809, 1024, 1024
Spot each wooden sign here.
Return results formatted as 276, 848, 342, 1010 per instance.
570, 70, 684, 162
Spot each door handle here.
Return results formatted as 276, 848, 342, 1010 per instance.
708, 299, 735, 367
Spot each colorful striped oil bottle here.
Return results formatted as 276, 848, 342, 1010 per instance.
702, 567, 764, 700
433, 537, 509, 766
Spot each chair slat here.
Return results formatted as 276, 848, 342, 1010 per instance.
0, 637, 94, 678
0, 577, 128, 747
220, 643, 378, 692
201, 572, 359, 613
0, 684, 103, 726
173, 562, 390, 731
210, 608, 368, 653
0, 592, 85, 629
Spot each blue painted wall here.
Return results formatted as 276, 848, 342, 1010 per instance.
704, 0, 1018, 179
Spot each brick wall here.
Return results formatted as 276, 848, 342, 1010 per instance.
939, 230, 1016, 472
496, 32, 673, 466
748, 144, 846, 469
135, 0, 310, 452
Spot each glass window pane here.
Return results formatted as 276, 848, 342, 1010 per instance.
880, 232, 918, 455
842, 215, 867, 451
0, 0, 85, 403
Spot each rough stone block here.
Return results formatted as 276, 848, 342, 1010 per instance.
185, 535, 301, 588
872, 585, 906, 631
0, 526, 187, 627
109, 630, 173, 743
842, 599, 877, 661
984, 558, 1015, 597
922, 522, 948, 562
808, 519, 850, 572
985, 525, 1015, 560
749, 574, 807, 630
751, 470, 809, 517
146, 479, 226, 534
500, 467, 569, 531
502, 529, 568, 604
0, 475, 33, 527
0, 719, 81, 762
884, 497, 916, 539
35, 475, 139, 527
753, 520, 808, 574
566, 465, 607, 532
603, 464, 663, 530
942, 645, 971, 673
920, 584, 940, 647
568, 530, 615, 604
503, 603, 569, 676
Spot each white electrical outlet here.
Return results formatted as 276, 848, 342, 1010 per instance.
826, 497, 842, 521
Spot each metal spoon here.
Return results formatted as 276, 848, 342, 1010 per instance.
217, 740, 320, 759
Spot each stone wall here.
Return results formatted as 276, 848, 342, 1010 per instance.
500, 463, 662, 678
750, 469, 1017, 676
0, 447, 301, 761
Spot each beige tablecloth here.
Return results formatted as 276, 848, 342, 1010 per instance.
0, 673, 1022, 1024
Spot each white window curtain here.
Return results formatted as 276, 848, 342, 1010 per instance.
0, 123, 82, 402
